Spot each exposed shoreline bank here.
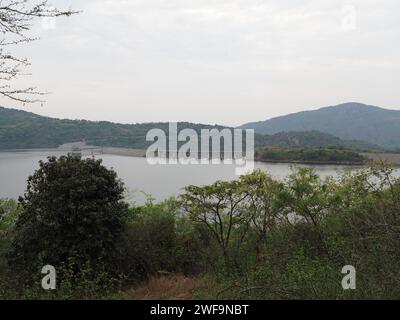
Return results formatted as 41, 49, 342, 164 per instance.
100, 147, 146, 158
254, 157, 365, 166
101, 148, 366, 166
83, 147, 400, 167
2, 146, 400, 166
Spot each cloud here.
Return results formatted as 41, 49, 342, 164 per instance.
2, 0, 400, 126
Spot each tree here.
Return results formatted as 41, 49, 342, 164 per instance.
9, 155, 129, 280
180, 180, 250, 269
0, 1, 77, 103
239, 170, 284, 262
279, 167, 329, 228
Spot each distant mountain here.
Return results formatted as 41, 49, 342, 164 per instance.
241, 103, 400, 150
0, 106, 384, 151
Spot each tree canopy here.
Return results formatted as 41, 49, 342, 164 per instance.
9, 155, 129, 280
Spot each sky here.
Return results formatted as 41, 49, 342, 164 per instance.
1, 0, 400, 126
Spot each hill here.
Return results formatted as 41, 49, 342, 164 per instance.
241, 102, 400, 150
0, 106, 385, 152
0, 107, 224, 150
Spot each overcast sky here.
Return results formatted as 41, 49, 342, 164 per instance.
1, 0, 400, 126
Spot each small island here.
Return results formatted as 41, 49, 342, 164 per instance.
255, 146, 367, 165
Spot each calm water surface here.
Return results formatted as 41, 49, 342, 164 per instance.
0, 150, 394, 204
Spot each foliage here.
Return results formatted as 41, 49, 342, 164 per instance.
123, 200, 214, 282
193, 164, 400, 299
181, 180, 252, 271
1, 162, 400, 299
0, 107, 227, 149
255, 146, 367, 164
254, 130, 384, 151
0, 199, 22, 297
8, 155, 129, 283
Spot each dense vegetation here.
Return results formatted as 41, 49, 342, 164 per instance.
1, 156, 400, 299
0, 107, 383, 152
9, 156, 128, 282
242, 102, 400, 150
255, 147, 367, 164
0, 107, 224, 150
255, 130, 383, 151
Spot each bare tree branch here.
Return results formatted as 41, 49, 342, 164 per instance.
0, 0, 78, 104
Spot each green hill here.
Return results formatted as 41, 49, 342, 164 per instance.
241, 102, 400, 150
0, 106, 385, 152
0, 107, 225, 150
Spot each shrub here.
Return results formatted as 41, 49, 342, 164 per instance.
8, 155, 129, 283
123, 200, 214, 282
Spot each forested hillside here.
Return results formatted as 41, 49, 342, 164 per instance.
242, 103, 400, 150
0, 107, 224, 149
0, 107, 383, 152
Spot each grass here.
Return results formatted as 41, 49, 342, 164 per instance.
115, 275, 202, 300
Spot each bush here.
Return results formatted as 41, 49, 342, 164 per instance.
123, 200, 214, 282
191, 164, 400, 300
2, 161, 400, 299
0, 199, 22, 298
8, 155, 129, 283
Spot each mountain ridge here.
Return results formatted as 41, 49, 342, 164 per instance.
240, 102, 400, 149
0, 105, 387, 152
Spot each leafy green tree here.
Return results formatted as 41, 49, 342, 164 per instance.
239, 170, 284, 261
8, 155, 129, 280
0, 199, 22, 292
123, 199, 212, 281
279, 167, 329, 228
180, 180, 251, 269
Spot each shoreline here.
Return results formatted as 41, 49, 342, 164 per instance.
100, 147, 146, 158
254, 157, 365, 166
101, 148, 367, 166
2, 147, 400, 166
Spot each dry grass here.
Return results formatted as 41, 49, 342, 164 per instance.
363, 153, 400, 165
120, 275, 201, 300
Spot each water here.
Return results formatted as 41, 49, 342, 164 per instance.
0, 150, 388, 204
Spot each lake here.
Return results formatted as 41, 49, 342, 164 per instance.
0, 150, 394, 204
